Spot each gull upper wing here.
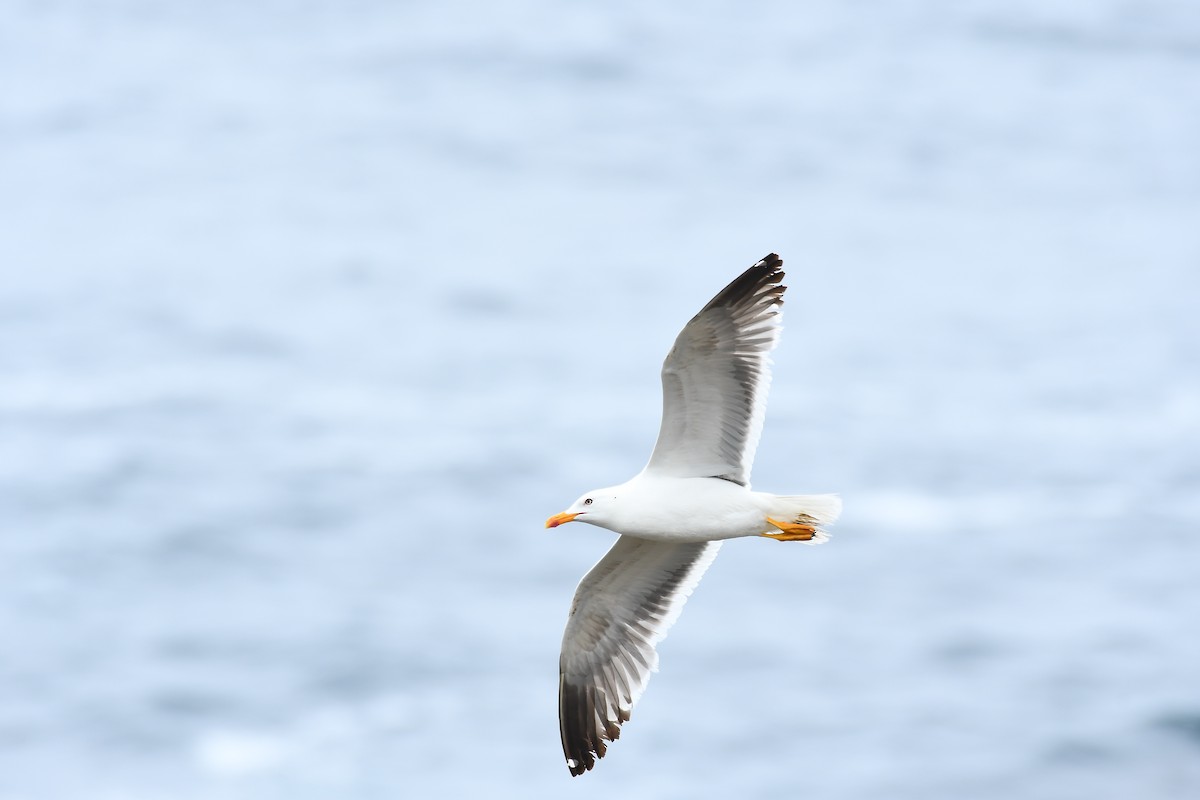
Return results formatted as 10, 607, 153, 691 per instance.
558, 537, 720, 776
644, 253, 785, 486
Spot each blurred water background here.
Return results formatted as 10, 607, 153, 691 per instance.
2, 1, 1199, 798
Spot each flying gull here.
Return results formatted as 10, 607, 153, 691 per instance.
545, 253, 841, 776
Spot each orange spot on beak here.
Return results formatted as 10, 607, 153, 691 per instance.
545, 512, 579, 529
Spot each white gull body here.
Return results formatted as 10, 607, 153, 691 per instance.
546, 254, 842, 776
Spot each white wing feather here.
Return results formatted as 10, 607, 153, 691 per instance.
558, 537, 720, 775
644, 254, 785, 486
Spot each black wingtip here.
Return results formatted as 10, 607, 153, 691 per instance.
560, 676, 606, 777
698, 253, 786, 315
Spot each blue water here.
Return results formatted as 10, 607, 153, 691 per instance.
2, 2, 1199, 798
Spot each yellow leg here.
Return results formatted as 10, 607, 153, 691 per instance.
760, 516, 818, 542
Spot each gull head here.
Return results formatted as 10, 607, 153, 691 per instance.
546, 489, 619, 530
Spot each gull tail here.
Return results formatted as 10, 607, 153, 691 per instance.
758, 493, 842, 544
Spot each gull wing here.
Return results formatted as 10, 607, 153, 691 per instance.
644, 253, 785, 486
558, 537, 720, 776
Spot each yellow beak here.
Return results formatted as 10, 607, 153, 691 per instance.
545, 512, 579, 529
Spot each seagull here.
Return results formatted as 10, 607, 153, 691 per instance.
545, 253, 841, 776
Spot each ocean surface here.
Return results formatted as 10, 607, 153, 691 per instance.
2, 1, 1199, 798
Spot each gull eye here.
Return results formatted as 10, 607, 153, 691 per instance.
583, 498, 593, 505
